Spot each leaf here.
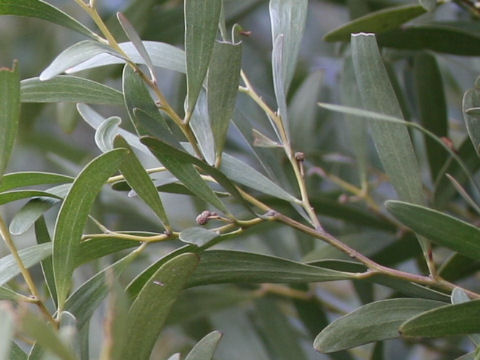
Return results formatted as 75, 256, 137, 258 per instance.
0, 190, 62, 206
121, 253, 199, 360
179, 227, 218, 247
451, 288, 480, 345
122, 65, 177, 146
185, 330, 222, 360
141, 137, 228, 213
20, 76, 123, 105
314, 298, 443, 353
9, 343, 26, 360
352, 33, 425, 204
271, 35, 288, 137
53, 149, 126, 310
0, 305, 13, 360
269, 0, 308, 92
220, 153, 299, 203
400, 300, 480, 337
76, 238, 137, 267
324, 4, 427, 42
113, 135, 169, 228
0, 0, 96, 39
190, 90, 216, 165
65, 250, 139, 330
0, 243, 52, 286
18, 309, 78, 360
377, 25, 480, 56
386, 200, 480, 260
463, 87, 480, 156
0, 171, 72, 192
187, 250, 354, 287
340, 57, 368, 187
0, 62, 20, 180
39, 41, 116, 81
184, 0, 222, 117
414, 52, 448, 181
35, 217, 57, 305
419, 0, 436, 11
77, 103, 149, 155
95, 117, 122, 153
66, 41, 186, 74
208, 39, 242, 162
439, 253, 480, 282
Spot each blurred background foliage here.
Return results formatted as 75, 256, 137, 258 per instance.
2, 0, 480, 359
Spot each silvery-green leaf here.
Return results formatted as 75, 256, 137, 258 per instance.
95, 117, 122, 153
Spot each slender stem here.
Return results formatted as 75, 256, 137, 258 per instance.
0, 217, 57, 326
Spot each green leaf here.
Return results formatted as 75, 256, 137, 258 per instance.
340, 57, 368, 187
122, 65, 177, 146
271, 35, 288, 137
386, 200, 480, 260
21, 76, 123, 105
113, 135, 169, 228
0, 287, 23, 301
414, 52, 448, 179
0, 0, 96, 39
377, 25, 480, 56
0, 171, 72, 192
0, 62, 20, 180
0, 305, 13, 360
324, 4, 426, 42
185, 330, 222, 360
9, 343, 26, 360
187, 250, 354, 287
53, 149, 126, 309
35, 217, 57, 305
19, 310, 78, 360
451, 288, 480, 345
439, 253, 480, 282
0, 190, 62, 206
179, 227, 218, 247
141, 137, 228, 213
39, 41, 115, 81
65, 250, 139, 330
352, 33, 425, 205
208, 39, 242, 163
184, 0, 222, 117
11, 199, 57, 236
66, 41, 186, 74
190, 90, 216, 165
121, 253, 199, 360
269, 0, 308, 92
400, 300, 480, 338
95, 117, 121, 153
220, 153, 299, 203
76, 238, 137, 267
314, 298, 443, 353
0, 243, 52, 286
463, 87, 480, 156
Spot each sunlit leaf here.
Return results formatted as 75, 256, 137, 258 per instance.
185, 330, 222, 360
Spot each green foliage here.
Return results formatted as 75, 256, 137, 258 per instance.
2, 0, 480, 359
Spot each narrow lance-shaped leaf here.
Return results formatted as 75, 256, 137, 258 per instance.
414, 52, 448, 179
190, 90, 216, 165
0, 171, 72, 192
208, 39, 242, 164
314, 298, 443, 353
269, 0, 307, 92
0, 0, 97, 39
53, 149, 126, 310
185, 331, 222, 360
400, 300, 480, 338
324, 4, 426, 42
114, 135, 170, 229
386, 200, 480, 260
21, 76, 124, 105
40, 41, 117, 81
0, 62, 20, 180
351, 33, 429, 264
272, 35, 289, 138
141, 137, 228, 213
451, 288, 480, 346
341, 57, 368, 188
120, 253, 199, 360
184, 0, 222, 118
95, 117, 122, 153
35, 216, 57, 305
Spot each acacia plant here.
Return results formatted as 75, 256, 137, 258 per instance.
1, 0, 480, 359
